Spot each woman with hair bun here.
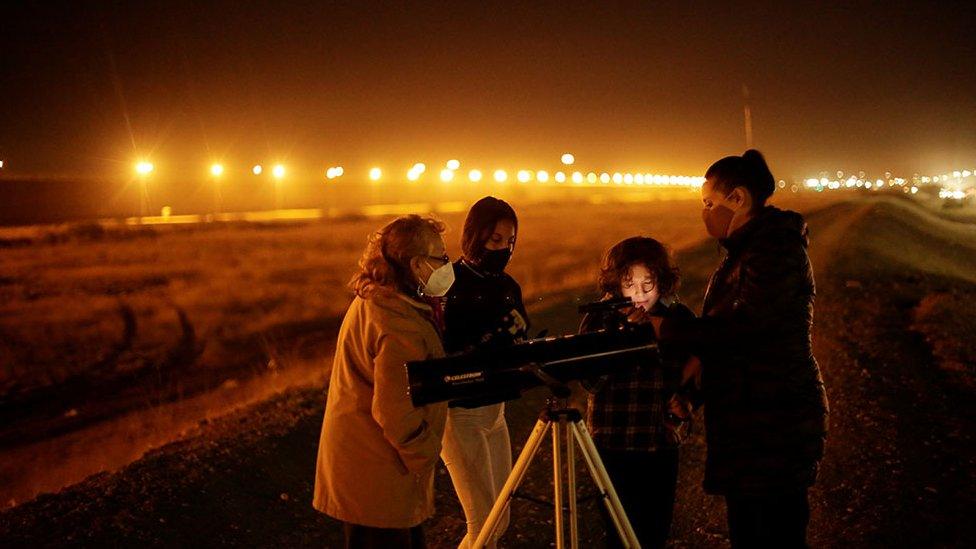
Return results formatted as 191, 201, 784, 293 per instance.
314, 214, 455, 548
650, 149, 829, 548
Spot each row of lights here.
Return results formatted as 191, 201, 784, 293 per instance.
805, 166, 974, 200
137, 161, 289, 179
132, 158, 706, 188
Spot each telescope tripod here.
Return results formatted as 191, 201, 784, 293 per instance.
473, 397, 641, 549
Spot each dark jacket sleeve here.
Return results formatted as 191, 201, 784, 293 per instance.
659, 230, 810, 356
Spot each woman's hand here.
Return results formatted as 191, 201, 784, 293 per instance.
623, 306, 664, 337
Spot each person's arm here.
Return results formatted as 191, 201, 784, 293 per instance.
371, 327, 441, 475
658, 234, 807, 354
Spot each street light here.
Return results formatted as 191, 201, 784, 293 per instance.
136, 161, 154, 175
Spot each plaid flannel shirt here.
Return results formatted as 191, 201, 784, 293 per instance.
581, 300, 693, 452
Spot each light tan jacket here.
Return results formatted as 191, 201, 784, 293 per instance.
313, 289, 447, 528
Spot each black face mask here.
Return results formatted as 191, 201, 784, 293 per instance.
480, 248, 512, 273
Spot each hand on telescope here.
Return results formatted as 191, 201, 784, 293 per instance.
623, 306, 664, 337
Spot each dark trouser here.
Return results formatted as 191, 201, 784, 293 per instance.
597, 447, 679, 549
342, 522, 426, 549
725, 490, 809, 549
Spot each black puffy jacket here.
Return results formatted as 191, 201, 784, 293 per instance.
661, 206, 829, 496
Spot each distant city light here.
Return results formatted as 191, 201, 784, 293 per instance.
369, 167, 382, 181
468, 169, 483, 182
517, 170, 532, 183
536, 170, 550, 183
561, 153, 575, 165
210, 163, 224, 177
252, 164, 263, 175
493, 169, 508, 183
272, 164, 286, 179
446, 159, 461, 170
135, 161, 154, 175
439, 168, 455, 182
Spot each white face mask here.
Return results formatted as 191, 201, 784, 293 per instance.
420, 260, 455, 297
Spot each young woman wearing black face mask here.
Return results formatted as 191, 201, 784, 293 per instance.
441, 196, 528, 548
647, 150, 829, 549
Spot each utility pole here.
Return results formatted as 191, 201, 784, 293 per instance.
743, 84, 753, 149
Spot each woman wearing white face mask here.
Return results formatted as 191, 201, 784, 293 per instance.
441, 196, 528, 549
313, 214, 455, 549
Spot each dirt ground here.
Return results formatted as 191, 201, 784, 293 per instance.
1, 195, 974, 547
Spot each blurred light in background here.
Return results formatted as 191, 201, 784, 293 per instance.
468, 169, 483, 182
446, 159, 461, 170
571, 171, 583, 184
517, 170, 532, 183
252, 164, 263, 175
161, 206, 172, 217
554, 171, 566, 183
440, 168, 455, 182
612, 172, 622, 184
493, 169, 508, 183
587, 172, 597, 184
272, 164, 286, 179
326, 166, 344, 179
369, 167, 382, 181
600, 172, 610, 184
536, 170, 549, 183
0, 160, 4, 169
561, 153, 575, 165
210, 163, 224, 177
136, 161, 154, 175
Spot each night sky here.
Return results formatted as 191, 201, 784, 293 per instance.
1, 1, 974, 183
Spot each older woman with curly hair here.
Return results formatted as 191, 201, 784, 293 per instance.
313, 214, 455, 549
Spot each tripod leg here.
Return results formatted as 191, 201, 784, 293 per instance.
472, 418, 551, 549
552, 420, 565, 549
566, 419, 579, 549
571, 422, 641, 549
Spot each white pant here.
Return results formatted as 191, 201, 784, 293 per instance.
441, 402, 513, 549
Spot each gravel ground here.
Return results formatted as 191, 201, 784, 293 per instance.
2, 197, 974, 548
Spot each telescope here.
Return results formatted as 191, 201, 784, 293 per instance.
407, 296, 654, 548
405, 297, 657, 407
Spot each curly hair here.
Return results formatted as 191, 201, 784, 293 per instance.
350, 214, 447, 298
597, 236, 680, 300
